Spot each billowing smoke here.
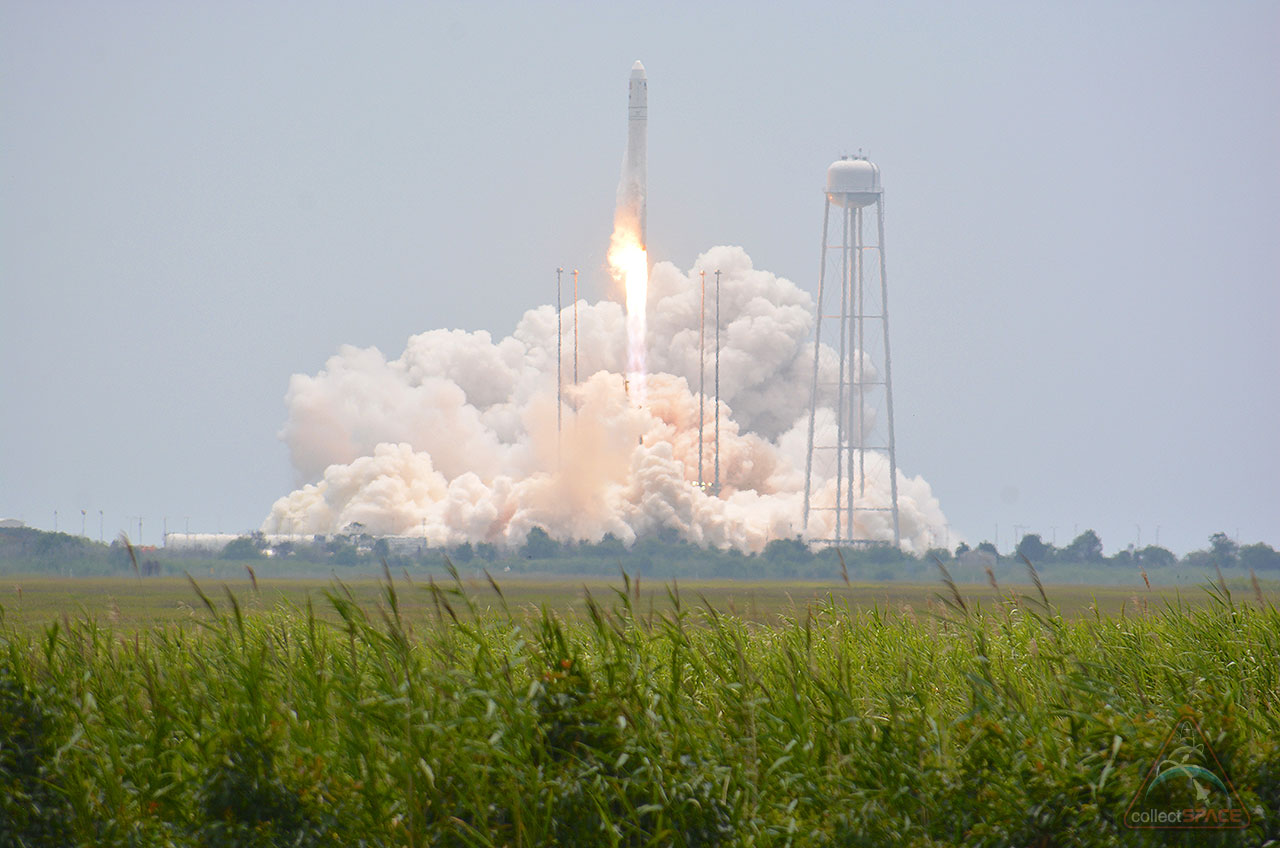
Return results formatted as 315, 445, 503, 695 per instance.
262, 246, 950, 552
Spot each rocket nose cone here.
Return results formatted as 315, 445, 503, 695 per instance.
631, 60, 646, 77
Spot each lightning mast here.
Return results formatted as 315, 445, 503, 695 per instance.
713, 269, 721, 496
556, 267, 563, 462
698, 270, 706, 490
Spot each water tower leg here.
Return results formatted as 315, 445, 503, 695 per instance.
802, 197, 832, 535
877, 197, 901, 547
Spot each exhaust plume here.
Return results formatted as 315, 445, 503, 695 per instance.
263, 246, 951, 553
609, 230, 648, 402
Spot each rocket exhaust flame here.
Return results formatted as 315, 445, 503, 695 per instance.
609, 230, 648, 401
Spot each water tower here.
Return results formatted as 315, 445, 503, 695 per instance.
802, 155, 901, 546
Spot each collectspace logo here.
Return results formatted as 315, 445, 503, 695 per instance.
1124, 712, 1249, 830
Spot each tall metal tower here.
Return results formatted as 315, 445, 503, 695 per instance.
803, 155, 900, 546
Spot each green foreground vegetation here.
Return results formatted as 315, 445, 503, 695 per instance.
3, 568, 1278, 846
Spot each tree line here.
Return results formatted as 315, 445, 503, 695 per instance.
2, 524, 1278, 579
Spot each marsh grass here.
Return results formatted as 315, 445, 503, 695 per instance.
0, 565, 1277, 846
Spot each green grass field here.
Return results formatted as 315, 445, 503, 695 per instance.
3, 571, 1278, 845
2, 571, 1271, 632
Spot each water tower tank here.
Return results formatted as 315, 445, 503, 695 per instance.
826, 156, 881, 208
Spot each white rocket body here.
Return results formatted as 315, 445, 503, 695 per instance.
618, 60, 647, 247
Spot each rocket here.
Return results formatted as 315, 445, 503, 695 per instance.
614, 60, 650, 404
617, 60, 647, 247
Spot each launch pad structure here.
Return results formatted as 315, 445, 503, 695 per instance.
803, 155, 901, 547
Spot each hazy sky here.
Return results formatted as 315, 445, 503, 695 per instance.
3, 1, 1277, 554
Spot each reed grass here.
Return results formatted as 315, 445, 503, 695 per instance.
1, 566, 1277, 846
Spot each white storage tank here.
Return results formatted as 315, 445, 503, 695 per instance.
826, 156, 881, 208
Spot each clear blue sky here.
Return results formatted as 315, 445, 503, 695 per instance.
2, 1, 1277, 554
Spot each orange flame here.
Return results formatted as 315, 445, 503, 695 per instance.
608, 228, 648, 402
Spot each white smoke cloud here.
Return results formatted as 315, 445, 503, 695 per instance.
262, 247, 950, 553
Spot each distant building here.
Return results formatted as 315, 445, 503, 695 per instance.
163, 532, 317, 552
957, 549, 998, 568
0, 518, 25, 529
386, 536, 429, 554
163, 533, 243, 552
